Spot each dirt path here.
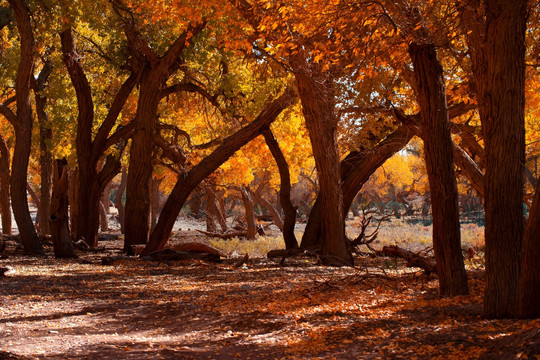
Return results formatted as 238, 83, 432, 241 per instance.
1, 240, 539, 359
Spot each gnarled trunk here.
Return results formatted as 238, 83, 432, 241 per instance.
50, 159, 76, 258
240, 187, 257, 240
7, 0, 42, 254
115, 166, 127, 233
142, 88, 296, 254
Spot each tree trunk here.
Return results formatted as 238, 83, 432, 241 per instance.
124, 71, 161, 251
249, 187, 284, 230
99, 181, 113, 232
262, 128, 298, 249
49, 159, 76, 258
463, 0, 528, 318
240, 187, 257, 240
293, 62, 351, 266
99, 202, 108, 232
142, 87, 295, 254
301, 124, 413, 248
0, 137, 11, 235
205, 186, 227, 233
7, 0, 43, 254
115, 166, 127, 233
34, 62, 53, 236
518, 179, 540, 318
409, 42, 468, 296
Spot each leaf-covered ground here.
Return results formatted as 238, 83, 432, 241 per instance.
1, 237, 539, 360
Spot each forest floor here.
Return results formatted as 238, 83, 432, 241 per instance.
1, 221, 539, 360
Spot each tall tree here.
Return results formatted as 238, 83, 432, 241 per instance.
1, 0, 43, 254
462, 0, 529, 318
60, 27, 139, 247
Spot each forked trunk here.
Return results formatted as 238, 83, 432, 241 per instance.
50, 159, 76, 258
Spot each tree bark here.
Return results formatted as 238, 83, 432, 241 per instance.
142, 87, 296, 254
301, 124, 413, 248
0, 137, 11, 235
205, 186, 227, 233
61, 27, 135, 247
240, 187, 257, 239
518, 179, 540, 318
409, 42, 468, 296
49, 159, 76, 258
262, 128, 298, 249
34, 61, 53, 236
293, 61, 351, 266
7, 0, 43, 254
463, 0, 528, 318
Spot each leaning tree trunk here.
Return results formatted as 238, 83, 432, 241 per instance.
205, 186, 227, 233
263, 127, 298, 249
49, 159, 76, 258
142, 87, 295, 254
7, 0, 43, 254
293, 62, 351, 266
409, 42, 468, 296
518, 179, 540, 318
0, 137, 12, 235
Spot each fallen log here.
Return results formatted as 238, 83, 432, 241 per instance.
381, 245, 437, 275
141, 248, 221, 262
168, 242, 226, 258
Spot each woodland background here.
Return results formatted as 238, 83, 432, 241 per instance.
0, 0, 539, 358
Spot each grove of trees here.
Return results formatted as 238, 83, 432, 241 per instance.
0, 0, 539, 319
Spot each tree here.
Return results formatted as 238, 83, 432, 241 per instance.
0, 0, 43, 254
462, 0, 529, 318
60, 26, 138, 247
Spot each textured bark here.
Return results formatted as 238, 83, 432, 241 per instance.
293, 61, 351, 266
142, 87, 296, 254
463, 0, 528, 318
34, 61, 53, 236
249, 187, 284, 230
61, 27, 135, 247
518, 180, 540, 318
301, 124, 413, 249
49, 159, 76, 258
7, 0, 43, 254
0, 137, 11, 235
262, 128, 298, 249
123, 23, 204, 252
240, 187, 257, 240
205, 186, 227, 233
409, 42, 468, 296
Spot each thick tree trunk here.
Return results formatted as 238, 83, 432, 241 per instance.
262, 128, 298, 249
240, 187, 257, 239
518, 180, 540, 318
293, 63, 351, 266
0, 137, 11, 235
409, 42, 468, 296
115, 166, 127, 233
7, 0, 43, 254
301, 124, 413, 249
74, 167, 101, 246
473, 1, 527, 318
142, 88, 295, 254
49, 159, 76, 258
124, 71, 161, 250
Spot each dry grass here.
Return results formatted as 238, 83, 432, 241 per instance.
208, 218, 485, 260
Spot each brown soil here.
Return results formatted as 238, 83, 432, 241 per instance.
0, 235, 539, 359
